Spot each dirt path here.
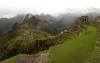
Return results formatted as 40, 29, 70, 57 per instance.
15, 52, 49, 63
33, 53, 48, 63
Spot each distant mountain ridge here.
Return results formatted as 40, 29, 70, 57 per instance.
0, 15, 25, 37
1, 12, 100, 38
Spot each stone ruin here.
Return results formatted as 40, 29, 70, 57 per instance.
76, 16, 89, 24
71, 16, 89, 33
79, 16, 88, 23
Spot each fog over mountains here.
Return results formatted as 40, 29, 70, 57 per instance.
1, 7, 100, 63
0, 8, 100, 37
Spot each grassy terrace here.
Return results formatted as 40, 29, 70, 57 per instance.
1, 54, 27, 63
1, 26, 99, 63
49, 26, 99, 63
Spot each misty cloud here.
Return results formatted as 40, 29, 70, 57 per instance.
0, 9, 25, 18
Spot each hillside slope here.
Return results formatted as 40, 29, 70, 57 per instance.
49, 26, 99, 63
0, 18, 51, 61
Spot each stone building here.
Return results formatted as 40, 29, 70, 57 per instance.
76, 16, 89, 24
70, 16, 89, 33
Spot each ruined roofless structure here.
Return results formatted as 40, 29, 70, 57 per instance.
78, 16, 88, 24
70, 16, 89, 33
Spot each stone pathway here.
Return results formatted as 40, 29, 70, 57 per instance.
15, 53, 48, 63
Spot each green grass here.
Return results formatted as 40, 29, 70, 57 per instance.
49, 26, 99, 63
1, 54, 27, 63
1, 26, 99, 63
84, 33, 100, 63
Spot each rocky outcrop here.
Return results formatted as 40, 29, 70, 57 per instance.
22, 14, 56, 34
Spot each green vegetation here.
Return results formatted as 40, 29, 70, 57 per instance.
84, 33, 100, 63
1, 54, 28, 63
49, 26, 99, 63
0, 24, 51, 60
1, 14, 100, 63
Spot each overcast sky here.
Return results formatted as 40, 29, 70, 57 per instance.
0, 0, 100, 17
